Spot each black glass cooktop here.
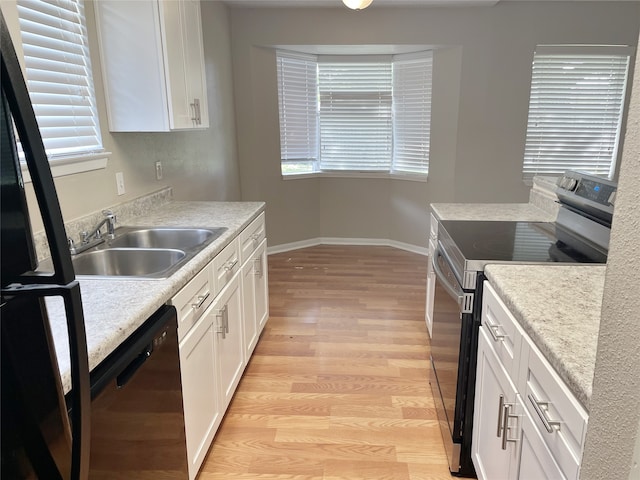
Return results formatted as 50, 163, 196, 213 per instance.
440, 220, 607, 265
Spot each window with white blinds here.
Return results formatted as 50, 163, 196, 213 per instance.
275, 49, 432, 178
17, 0, 103, 161
392, 52, 432, 175
276, 51, 318, 174
522, 46, 631, 181
318, 61, 392, 171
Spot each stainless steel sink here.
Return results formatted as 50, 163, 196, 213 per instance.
41, 226, 229, 279
107, 227, 226, 250
72, 248, 186, 278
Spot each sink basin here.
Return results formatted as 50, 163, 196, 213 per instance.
33, 225, 229, 279
72, 248, 186, 278
107, 227, 226, 251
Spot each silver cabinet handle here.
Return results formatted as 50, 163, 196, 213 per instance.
501, 403, 518, 450
190, 100, 198, 124
487, 324, 506, 342
191, 292, 210, 310
253, 257, 263, 277
528, 393, 561, 433
224, 259, 238, 272
497, 394, 505, 437
216, 305, 229, 339
194, 98, 201, 125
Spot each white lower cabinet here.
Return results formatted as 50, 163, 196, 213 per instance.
173, 214, 269, 479
473, 281, 588, 480
473, 325, 521, 480
519, 407, 565, 479
179, 301, 221, 479
214, 274, 244, 411
241, 237, 269, 360
241, 257, 258, 360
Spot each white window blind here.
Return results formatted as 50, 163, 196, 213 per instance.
17, 0, 103, 160
392, 52, 432, 175
318, 61, 392, 171
276, 51, 318, 175
523, 47, 630, 180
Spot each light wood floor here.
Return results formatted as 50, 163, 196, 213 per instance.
199, 245, 452, 480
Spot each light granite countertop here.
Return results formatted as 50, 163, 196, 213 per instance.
431, 202, 556, 222
45, 201, 265, 393
484, 264, 606, 410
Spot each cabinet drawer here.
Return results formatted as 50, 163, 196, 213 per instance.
239, 212, 266, 264
213, 238, 240, 293
171, 263, 213, 342
482, 282, 524, 378
522, 339, 588, 480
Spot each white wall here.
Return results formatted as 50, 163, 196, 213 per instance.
229, 2, 640, 248
580, 29, 640, 480
1, 0, 241, 234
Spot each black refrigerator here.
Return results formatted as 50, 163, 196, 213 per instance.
1, 12, 91, 480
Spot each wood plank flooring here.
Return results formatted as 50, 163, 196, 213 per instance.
199, 245, 452, 480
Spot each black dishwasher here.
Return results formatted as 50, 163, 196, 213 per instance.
87, 305, 188, 478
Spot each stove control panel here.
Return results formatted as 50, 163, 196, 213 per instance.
556, 171, 617, 224
557, 171, 617, 207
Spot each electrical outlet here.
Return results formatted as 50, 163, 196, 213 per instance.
155, 161, 163, 180
116, 172, 126, 195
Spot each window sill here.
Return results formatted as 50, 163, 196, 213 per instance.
21, 151, 111, 183
282, 171, 428, 183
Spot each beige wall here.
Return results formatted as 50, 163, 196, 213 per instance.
581, 30, 640, 480
229, 2, 640, 248
2, 0, 241, 234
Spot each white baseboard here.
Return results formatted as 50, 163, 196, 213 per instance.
267, 237, 428, 256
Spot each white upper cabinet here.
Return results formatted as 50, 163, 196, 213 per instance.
95, 0, 209, 132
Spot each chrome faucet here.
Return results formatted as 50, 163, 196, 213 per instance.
82, 210, 117, 242
69, 210, 117, 255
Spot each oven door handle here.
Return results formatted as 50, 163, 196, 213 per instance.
431, 247, 465, 306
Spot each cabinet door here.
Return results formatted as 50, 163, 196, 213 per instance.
159, 0, 192, 129
254, 239, 269, 332
179, 306, 221, 480
182, 0, 209, 128
241, 256, 258, 360
473, 326, 521, 480
518, 408, 566, 480
214, 274, 245, 410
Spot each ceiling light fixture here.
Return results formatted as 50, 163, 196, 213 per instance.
342, 0, 373, 10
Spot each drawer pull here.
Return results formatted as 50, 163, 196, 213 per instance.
488, 324, 506, 342
251, 232, 262, 242
224, 259, 238, 272
528, 393, 561, 433
191, 292, 210, 310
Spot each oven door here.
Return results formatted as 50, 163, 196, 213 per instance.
429, 246, 475, 475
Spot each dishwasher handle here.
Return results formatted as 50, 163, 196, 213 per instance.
89, 305, 177, 399
116, 343, 152, 388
